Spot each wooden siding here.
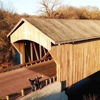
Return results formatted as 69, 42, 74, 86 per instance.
10, 21, 51, 50
12, 42, 25, 64
50, 40, 100, 87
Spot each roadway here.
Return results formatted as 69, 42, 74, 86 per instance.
0, 59, 56, 97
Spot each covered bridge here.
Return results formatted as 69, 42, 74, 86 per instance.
7, 18, 100, 87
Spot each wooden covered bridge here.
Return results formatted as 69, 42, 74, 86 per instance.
7, 18, 100, 88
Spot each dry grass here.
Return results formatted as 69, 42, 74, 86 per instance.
39, 5, 100, 19
0, 9, 21, 64
83, 94, 98, 100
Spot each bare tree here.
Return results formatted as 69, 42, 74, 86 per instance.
0, 0, 4, 10
0, 0, 21, 65
39, 0, 62, 18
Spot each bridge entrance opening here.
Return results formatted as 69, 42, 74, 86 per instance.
24, 40, 52, 63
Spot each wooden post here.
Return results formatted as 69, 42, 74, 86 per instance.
6, 96, 9, 100
49, 78, 51, 84
30, 42, 33, 61
21, 89, 24, 96
33, 43, 39, 60
53, 77, 55, 82
39, 44, 42, 59
45, 80, 48, 85
34, 86, 37, 91
43, 48, 46, 55
40, 84, 42, 89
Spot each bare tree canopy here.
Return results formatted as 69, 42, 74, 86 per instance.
0, 0, 21, 65
38, 0, 100, 19
39, 0, 62, 18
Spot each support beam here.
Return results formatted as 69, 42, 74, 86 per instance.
42, 52, 50, 59
39, 44, 42, 59
33, 43, 39, 60
43, 48, 46, 55
30, 42, 33, 61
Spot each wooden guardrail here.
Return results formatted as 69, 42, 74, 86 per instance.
0, 76, 57, 100
0, 57, 52, 73
0, 61, 13, 69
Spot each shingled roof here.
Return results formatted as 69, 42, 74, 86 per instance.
7, 18, 100, 44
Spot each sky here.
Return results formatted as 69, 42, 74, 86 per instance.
1, 0, 100, 15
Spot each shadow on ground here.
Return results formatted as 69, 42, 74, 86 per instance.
26, 60, 56, 77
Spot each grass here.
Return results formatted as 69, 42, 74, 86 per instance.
83, 94, 98, 100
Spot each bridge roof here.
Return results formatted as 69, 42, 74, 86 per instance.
7, 18, 100, 44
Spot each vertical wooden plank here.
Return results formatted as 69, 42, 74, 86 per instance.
39, 44, 42, 59
21, 89, 25, 96
57, 64, 60, 81
43, 48, 46, 55
19, 42, 25, 64
69, 44, 72, 86
50, 40, 100, 87
6, 96, 9, 100
33, 43, 39, 60
53, 77, 55, 82
58, 44, 61, 82
49, 78, 51, 84
30, 42, 33, 61
45, 80, 48, 85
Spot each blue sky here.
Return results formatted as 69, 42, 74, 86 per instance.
1, 0, 100, 15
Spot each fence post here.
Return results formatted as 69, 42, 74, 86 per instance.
45, 79, 48, 85
49, 78, 51, 84
6, 96, 9, 100
53, 77, 55, 82
21, 89, 25, 96
34, 86, 37, 91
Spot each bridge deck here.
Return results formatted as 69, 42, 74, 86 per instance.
0, 60, 56, 97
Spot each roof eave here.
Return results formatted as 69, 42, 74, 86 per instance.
7, 18, 26, 37
55, 36, 100, 44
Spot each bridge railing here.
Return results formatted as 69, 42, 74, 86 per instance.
0, 76, 57, 100
0, 57, 52, 73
